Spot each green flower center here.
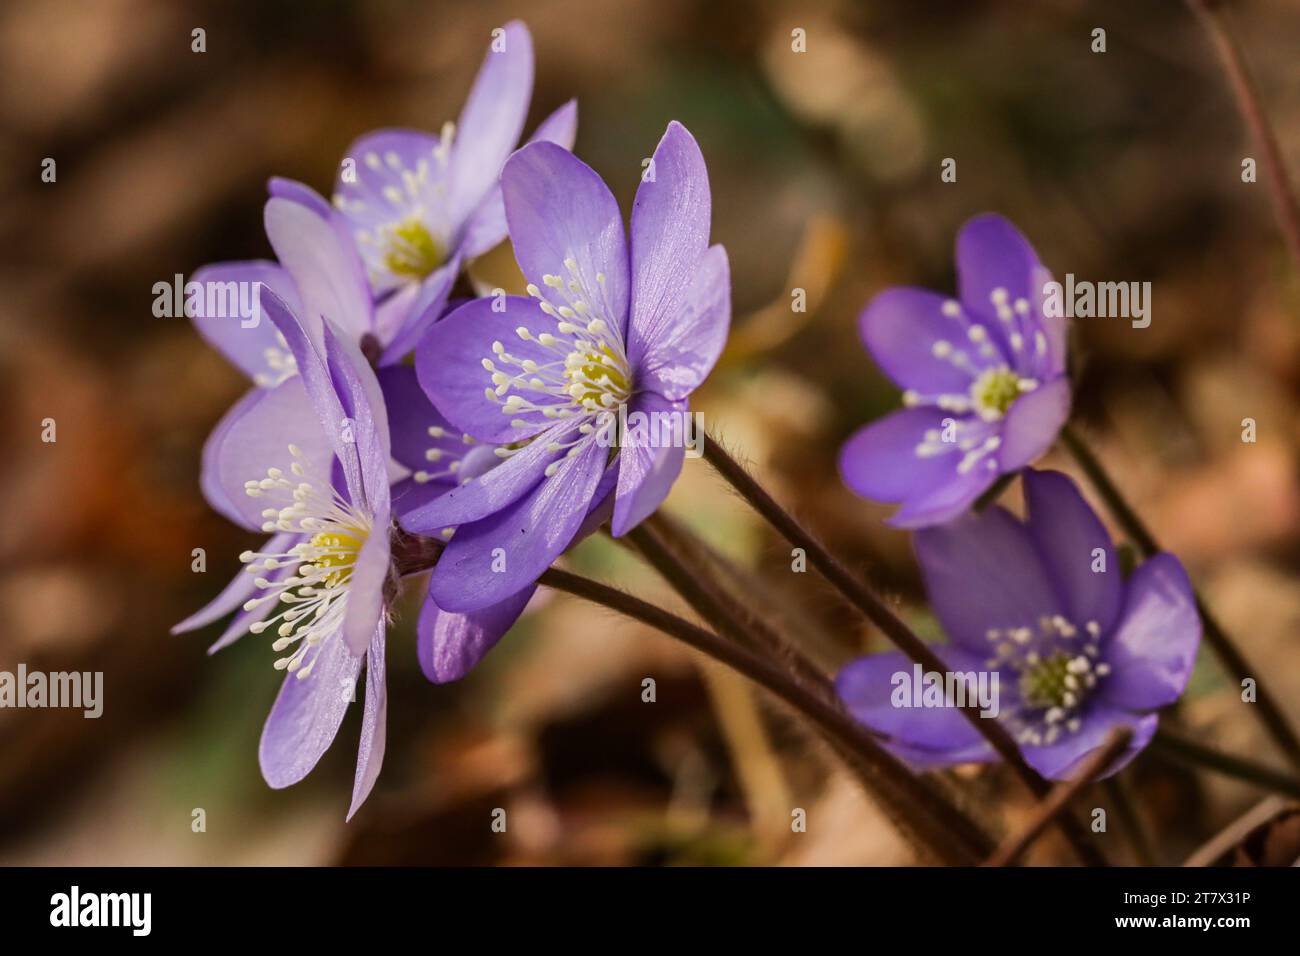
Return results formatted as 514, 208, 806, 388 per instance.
1018, 651, 1076, 711
970, 366, 1024, 421
565, 344, 632, 409
308, 528, 367, 588
383, 218, 444, 280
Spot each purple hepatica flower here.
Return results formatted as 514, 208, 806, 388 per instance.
331, 19, 577, 361
406, 121, 729, 615
839, 214, 1071, 528
836, 469, 1201, 780
174, 290, 393, 818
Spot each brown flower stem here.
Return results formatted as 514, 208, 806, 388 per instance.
1186, 0, 1300, 273
634, 514, 837, 703
396, 532, 991, 863
1151, 728, 1300, 800
700, 433, 1107, 865
618, 522, 993, 868
1060, 424, 1300, 772
982, 726, 1133, 867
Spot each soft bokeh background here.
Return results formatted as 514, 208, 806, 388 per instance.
2, 0, 1299, 865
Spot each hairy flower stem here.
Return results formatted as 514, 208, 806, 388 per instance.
395, 532, 990, 863
982, 726, 1133, 867
1186, 0, 1300, 273
623, 520, 994, 863
700, 433, 1107, 866
1060, 424, 1300, 772
1152, 728, 1300, 800
636, 514, 838, 702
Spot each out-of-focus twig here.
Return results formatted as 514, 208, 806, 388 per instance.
983, 726, 1133, 867
1184, 795, 1291, 866
1152, 728, 1300, 799
1186, 0, 1300, 273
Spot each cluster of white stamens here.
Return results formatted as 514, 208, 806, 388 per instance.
338, 122, 457, 289
478, 256, 632, 478
252, 331, 298, 388
238, 444, 373, 679
907, 288, 1051, 470
411, 424, 477, 486
984, 615, 1111, 746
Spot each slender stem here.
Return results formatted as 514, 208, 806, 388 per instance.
624, 520, 994, 863
636, 514, 838, 705
983, 727, 1133, 867
1152, 728, 1300, 800
1060, 424, 1300, 771
397, 532, 990, 863
701, 433, 1107, 865
1186, 0, 1300, 273
1103, 776, 1158, 866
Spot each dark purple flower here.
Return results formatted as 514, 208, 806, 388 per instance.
836, 469, 1201, 780
175, 290, 393, 818
330, 19, 577, 360
839, 215, 1071, 528
406, 121, 729, 614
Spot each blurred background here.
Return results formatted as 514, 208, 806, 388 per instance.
2, 0, 1299, 865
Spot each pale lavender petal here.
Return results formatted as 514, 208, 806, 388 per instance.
836, 648, 999, 767
212, 376, 334, 530
188, 261, 302, 383
458, 99, 579, 259
886, 465, 997, 530
200, 388, 266, 525
347, 623, 387, 820
631, 245, 729, 402
1023, 469, 1122, 635
1021, 706, 1158, 780
1098, 553, 1200, 711
429, 432, 606, 612
501, 142, 630, 337
840, 407, 966, 504
610, 392, 687, 536
999, 377, 1070, 471
914, 506, 1063, 650
171, 531, 296, 634
377, 253, 460, 364
415, 295, 570, 444
860, 288, 1001, 395
259, 634, 364, 789
417, 585, 535, 683
626, 122, 712, 373
955, 213, 1058, 378
264, 195, 373, 343
372, 283, 420, 346
400, 420, 575, 532
447, 20, 534, 229
268, 176, 332, 218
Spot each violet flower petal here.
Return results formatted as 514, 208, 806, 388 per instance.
610, 392, 687, 536
626, 121, 712, 373
501, 142, 630, 338
347, 622, 388, 820
1020, 706, 1158, 780
914, 506, 1063, 650
428, 432, 607, 612
416, 585, 536, 683
1098, 553, 1201, 711
1023, 469, 1123, 635
259, 631, 365, 789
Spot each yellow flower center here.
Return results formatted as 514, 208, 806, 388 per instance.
382, 218, 444, 280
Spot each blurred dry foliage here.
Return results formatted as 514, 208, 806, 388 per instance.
1, 0, 1298, 866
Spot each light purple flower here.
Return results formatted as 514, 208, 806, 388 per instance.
175, 290, 393, 818
331, 19, 577, 361
405, 121, 729, 614
836, 469, 1201, 780
839, 214, 1071, 528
